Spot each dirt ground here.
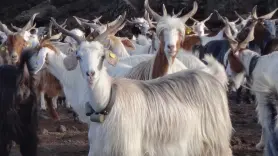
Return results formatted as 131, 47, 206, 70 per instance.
10, 91, 262, 156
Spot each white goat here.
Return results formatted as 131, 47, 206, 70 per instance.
62, 36, 233, 156
225, 20, 278, 155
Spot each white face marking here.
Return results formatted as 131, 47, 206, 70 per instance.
76, 42, 105, 84
194, 22, 206, 36
163, 29, 180, 57
22, 31, 31, 41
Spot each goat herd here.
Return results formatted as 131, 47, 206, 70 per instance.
0, 0, 278, 155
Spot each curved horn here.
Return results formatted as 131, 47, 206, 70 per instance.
22, 13, 39, 32
73, 16, 85, 27
190, 17, 199, 23
144, 0, 162, 21
239, 21, 257, 49
258, 8, 278, 20
73, 16, 89, 23
27, 23, 37, 31
173, 8, 185, 17
94, 12, 126, 42
214, 10, 225, 23
60, 19, 67, 27
234, 11, 244, 21
11, 23, 22, 31
251, 5, 258, 20
93, 16, 102, 24
162, 4, 167, 16
0, 22, 14, 35
146, 11, 156, 28
180, 1, 198, 23
231, 18, 240, 23
202, 13, 213, 23
50, 17, 84, 45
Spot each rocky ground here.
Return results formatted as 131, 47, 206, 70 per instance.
9, 91, 263, 156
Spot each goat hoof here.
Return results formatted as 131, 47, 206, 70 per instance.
255, 142, 264, 151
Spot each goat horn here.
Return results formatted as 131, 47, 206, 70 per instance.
93, 12, 126, 42
73, 16, 85, 27
11, 23, 22, 31
231, 18, 240, 23
50, 17, 84, 45
173, 8, 185, 17
0, 22, 14, 35
162, 4, 167, 16
27, 23, 37, 31
214, 10, 225, 23
202, 13, 213, 23
144, 0, 162, 21
190, 17, 199, 23
61, 19, 67, 27
74, 16, 89, 23
180, 1, 198, 23
251, 5, 258, 20
258, 8, 278, 20
234, 11, 244, 21
22, 13, 39, 32
239, 21, 257, 49
146, 11, 156, 28
224, 21, 238, 51
93, 16, 102, 23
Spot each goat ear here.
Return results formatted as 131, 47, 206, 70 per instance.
121, 38, 135, 50
63, 55, 78, 71
105, 50, 118, 66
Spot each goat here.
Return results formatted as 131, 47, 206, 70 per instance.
0, 49, 39, 156
247, 6, 278, 55
3, 21, 65, 120
60, 14, 233, 156
225, 20, 278, 154
0, 13, 39, 65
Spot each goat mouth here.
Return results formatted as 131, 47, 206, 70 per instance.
87, 78, 95, 85
11, 57, 18, 63
168, 51, 177, 56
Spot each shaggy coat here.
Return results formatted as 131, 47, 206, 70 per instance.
86, 60, 233, 156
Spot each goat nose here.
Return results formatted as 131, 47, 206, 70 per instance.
167, 45, 175, 50
86, 71, 95, 77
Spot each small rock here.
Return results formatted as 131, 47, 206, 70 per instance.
72, 126, 79, 131
41, 128, 49, 135
57, 125, 67, 133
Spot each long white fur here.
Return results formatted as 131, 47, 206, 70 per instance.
125, 53, 188, 80
75, 41, 233, 156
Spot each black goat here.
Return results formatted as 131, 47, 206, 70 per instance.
0, 48, 39, 156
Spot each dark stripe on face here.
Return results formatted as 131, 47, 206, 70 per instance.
97, 55, 105, 70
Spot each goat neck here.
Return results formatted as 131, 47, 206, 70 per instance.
87, 68, 113, 113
